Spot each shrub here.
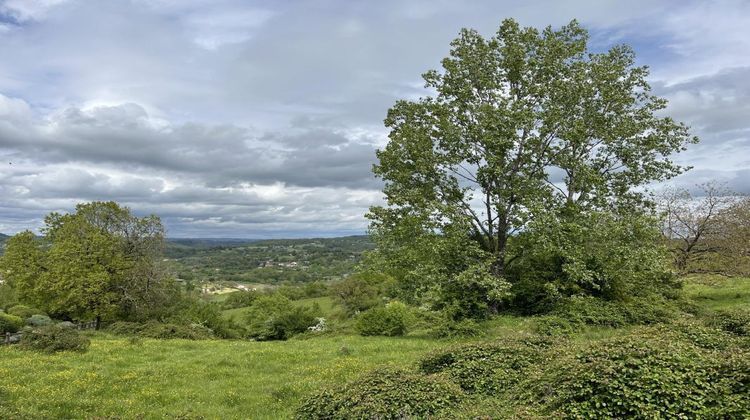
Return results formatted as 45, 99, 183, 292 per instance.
356, 301, 411, 337
619, 295, 680, 324
533, 315, 581, 337
552, 296, 627, 327
432, 318, 486, 339
712, 309, 750, 336
107, 321, 214, 340
7, 305, 45, 319
507, 211, 678, 314
168, 298, 241, 339
295, 367, 463, 419
26, 314, 53, 327
0, 313, 24, 334
517, 328, 748, 418
245, 294, 319, 341
106, 321, 143, 335
222, 290, 261, 310
419, 337, 552, 394
139, 322, 214, 340
20, 325, 90, 353
549, 295, 678, 329
330, 272, 395, 315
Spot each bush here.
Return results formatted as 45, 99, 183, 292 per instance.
330, 272, 395, 315
712, 309, 750, 336
549, 295, 678, 329
419, 337, 552, 394
167, 297, 242, 339
507, 211, 678, 314
432, 318, 486, 339
534, 315, 581, 337
517, 328, 749, 418
7, 305, 45, 319
245, 294, 319, 341
356, 301, 411, 337
139, 322, 214, 340
20, 325, 90, 353
222, 290, 261, 310
107, 321, 143, 335
26, 314, 53, 327
107, 321, 214, 340
295, 367, 463, 419
0, 313, 24, 334
552, 296, 627, 327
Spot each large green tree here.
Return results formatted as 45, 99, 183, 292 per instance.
1, 202, 171, 327
368, 19, 696, 304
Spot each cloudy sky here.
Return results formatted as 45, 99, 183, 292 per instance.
0, 0, 748, 238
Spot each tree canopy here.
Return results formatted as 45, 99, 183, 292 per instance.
368, 19, 696, 312
0, 201, 172, 326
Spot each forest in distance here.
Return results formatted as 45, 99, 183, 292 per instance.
0, 14, 749, 420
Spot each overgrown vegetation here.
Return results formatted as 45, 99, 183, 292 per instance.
19, 325, 90, 353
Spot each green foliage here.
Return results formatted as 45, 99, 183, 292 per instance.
0, 282, 19, 310
508, 211, 679, 314
419, 337, 552, 394
0, 202, 173, 324
0, 312, 24, 333
330, 272, 394, 315
295, 367, 464, 419
517, 329, 749, 418
369, 17, 695, 319
432, 318, 486, 339
222, 290, 261, 309
712, 308, 750, 336
20, 325, 90, 353
107, 321, 214, 340
244, 294, 319, 340
26, 314, 53, 327
167, 298, 240, 339
438, 262, 511, 320
533, 315, 581, 337
356, 301, 411, 337
166, 236, 373, 286
141, 323, 214, 340
7, 305, 45, 319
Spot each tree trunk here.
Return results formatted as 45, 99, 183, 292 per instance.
95, 316, 101, 331
491, 229, 509, 277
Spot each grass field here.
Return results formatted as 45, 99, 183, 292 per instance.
0, 335, 442, 419
1, 275, 747, 419
682, 274, 750, 310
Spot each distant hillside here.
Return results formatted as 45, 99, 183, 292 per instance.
165, 235, 374, 284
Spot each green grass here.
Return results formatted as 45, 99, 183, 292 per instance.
682, 274, 750, 310
0, 334, 441, 419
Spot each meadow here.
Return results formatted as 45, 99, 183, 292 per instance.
2, 274, 746, 419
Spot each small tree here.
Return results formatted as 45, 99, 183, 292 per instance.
1, 202, 171, 327
657, 183, 735, 272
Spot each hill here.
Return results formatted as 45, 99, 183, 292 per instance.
166, 235, 374, 285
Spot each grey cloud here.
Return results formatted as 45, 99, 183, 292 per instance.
0, 0, 748, 236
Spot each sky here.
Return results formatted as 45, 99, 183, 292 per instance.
0, 0, 749, 238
